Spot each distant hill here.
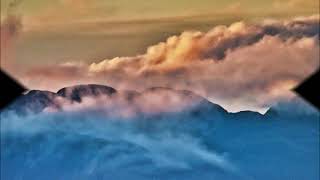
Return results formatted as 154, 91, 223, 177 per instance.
1, 84, 318, 120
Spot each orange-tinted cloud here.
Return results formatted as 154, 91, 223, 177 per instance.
23, 15, 320, 112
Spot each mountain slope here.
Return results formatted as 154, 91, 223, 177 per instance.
2, 84, 227, 118
1, 85, 319, 180
2, 84, 318, 120
57, 84, 117, 102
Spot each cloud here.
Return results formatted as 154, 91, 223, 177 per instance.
42, 87, 206, 118
23, 15, 320, 112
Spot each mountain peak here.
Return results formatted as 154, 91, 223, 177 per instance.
3, 84, 231, 117
57, 84, 117, 102
265, 96, 319, 118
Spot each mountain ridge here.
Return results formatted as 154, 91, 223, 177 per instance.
2, 84, 318, 119
3, 84, 225, 116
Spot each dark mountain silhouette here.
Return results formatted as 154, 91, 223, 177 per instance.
2, 84, 225, 116
1, 84, 318, 120
57, 84, 117, 102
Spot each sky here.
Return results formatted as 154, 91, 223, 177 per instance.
1, 0, 317, 19
1, 0, 318, 68
0, 0, 319, 112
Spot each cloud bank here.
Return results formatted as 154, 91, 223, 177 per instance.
23, 15, 319, 112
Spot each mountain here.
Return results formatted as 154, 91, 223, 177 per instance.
265, 96, 319, 119
57, 84, 117, 102
3, 90, 60, 114
1, 84, 318, 120
2, 84, 117, 115
1, 85, 319, 180
2, 84, 227, 118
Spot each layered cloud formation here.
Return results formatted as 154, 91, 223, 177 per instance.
24, 15, 319, 112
